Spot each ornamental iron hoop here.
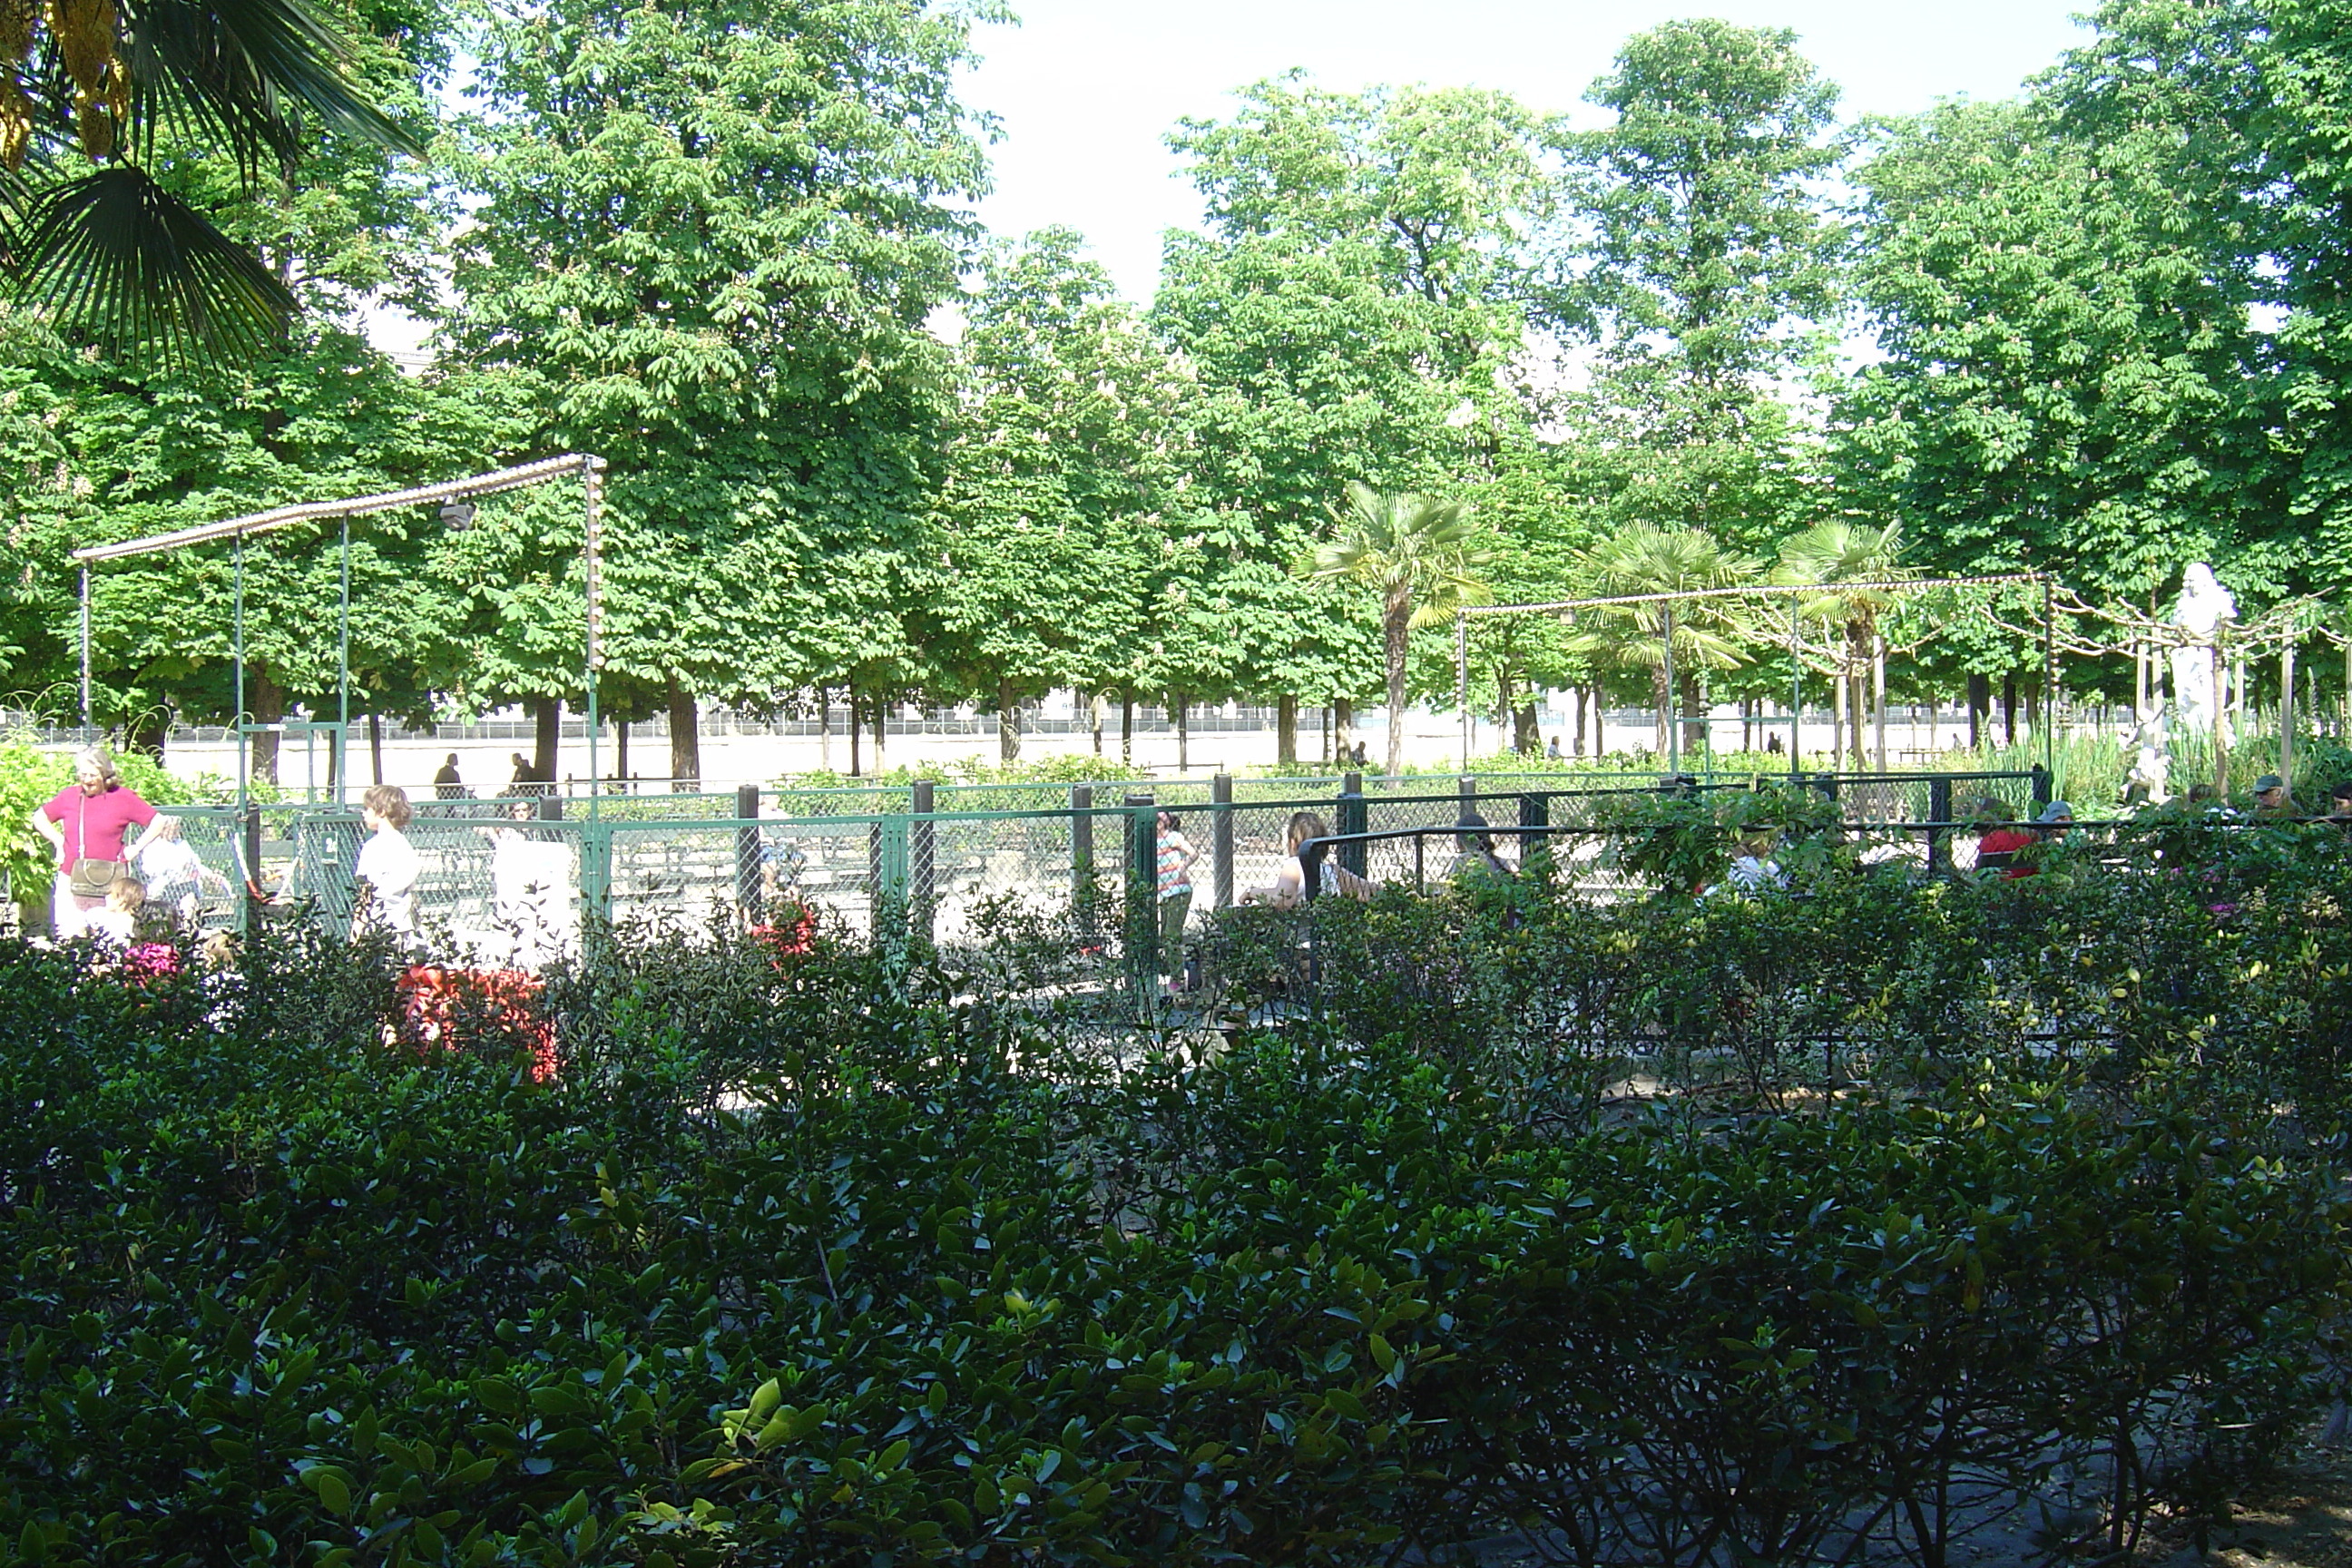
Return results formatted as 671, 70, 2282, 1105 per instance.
1451, 573, 2053, 776
70, 454, 609, 819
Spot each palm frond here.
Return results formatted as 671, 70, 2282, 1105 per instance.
12, 164, 295, 361
120, 0, 424, 172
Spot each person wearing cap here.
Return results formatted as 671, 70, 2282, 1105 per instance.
2326, 780, 2352, 834
1972, 798, 2035, 878
2252, 774, 2294, 817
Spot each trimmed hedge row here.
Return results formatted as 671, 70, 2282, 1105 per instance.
0, 888, 2345, 1565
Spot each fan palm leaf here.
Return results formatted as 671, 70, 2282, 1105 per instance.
1308, 481, 1493, 776
0, 0, 421, 361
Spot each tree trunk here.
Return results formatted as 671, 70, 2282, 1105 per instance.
1873, 635, 1887, 771
1174, 693, 1190, 773
1514, 702, 1540, 755
1383, 594, 1410, 779
997, 678, 1022, 764
1573, 687, 1588, 757
1121, 693, 1133, 767
1277, 694, 1297, 767
1968, 673, 1989, 750
665, 680, 700, 788
2002, 674, 2017, 747
1830, 671, 1844, 767
1652, 664, 1671, 758
1093, 692, 1106, 756
1335, 698, 1353, 763
872, 691, 886, 772
818, 688, 830, 771
1679, 671, 1705, 759
368, 711, 384, 785
848, 689, 861, 778
529, 695, 560, 786
250, 668, 283, 784
122, 707, 166, 763
617, 719, 630, 783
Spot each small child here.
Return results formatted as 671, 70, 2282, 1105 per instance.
89, 873, 145, 947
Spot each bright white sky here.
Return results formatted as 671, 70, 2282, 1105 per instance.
959, 0, 2096, 305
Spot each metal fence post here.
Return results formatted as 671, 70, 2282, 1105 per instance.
1211, 772, 1234, 908
873, 813, 910, 942
1519, 789, 1550, 877
240, 802, 262, 932
1458, 773, 1476, 820
1071, 784, 1094, 896
910, 778, 936, 945
1124, 793, 1155, 1014
1071, 784, 1099, 951
1927, 776, 1954, 873
734, 782, 760, 920
580, 818, 611, 926
1337, 772, 1367, 880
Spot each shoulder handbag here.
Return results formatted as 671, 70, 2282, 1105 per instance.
66, 791, 118, 899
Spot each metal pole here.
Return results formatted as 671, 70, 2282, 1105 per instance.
233, 534, 246, 816
1456, 611, 1471, 771
1663, 602, 1679, 778
2041, 575, 2056, 778
337, 514, 350, 806
2281, 635, 2297, 793
583, 458, 603, 820
1788, 615, 1802, 781
78, 564, 91, 734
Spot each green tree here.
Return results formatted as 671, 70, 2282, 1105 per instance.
1308, 483, 1490, 778
0, 0, 485, 779
1547, 19, 1844, 553
445, 0, 991, 784
930, 230, 1164, 761
1153, 77, 1552, 737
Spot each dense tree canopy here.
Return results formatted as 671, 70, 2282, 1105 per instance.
8, 0, 2352, 769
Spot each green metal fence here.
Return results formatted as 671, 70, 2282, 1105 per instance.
73, 766, 2050, 997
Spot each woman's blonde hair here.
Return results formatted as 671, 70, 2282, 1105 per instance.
107, 874, 145, 910
1287, 811, 1332, 854
362, 783, 413, 829
73, 745, 120, 785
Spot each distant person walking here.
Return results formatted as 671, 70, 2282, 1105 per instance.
31, 746, 169, 939
435, 753, 466, 799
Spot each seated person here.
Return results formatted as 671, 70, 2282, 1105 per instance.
1240, 811, 1373, 908
1971, 798, 2035, 877
1450, 812, 1515, 887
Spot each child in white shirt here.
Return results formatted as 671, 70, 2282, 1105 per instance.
355, 784, 422, 938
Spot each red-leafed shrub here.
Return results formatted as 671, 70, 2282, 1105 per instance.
394, 964, 557, 1081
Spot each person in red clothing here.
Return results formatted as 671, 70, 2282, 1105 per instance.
28, 746, 171, 939
1970, 797, 2037, 878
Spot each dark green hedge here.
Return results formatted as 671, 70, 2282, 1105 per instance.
1, 880, 2345, 1565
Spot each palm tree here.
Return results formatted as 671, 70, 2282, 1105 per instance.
1568, 525, 1758, 760
1308, 483, 1491, 778
1772, 521, 1913, 770
3, 0, 421, 361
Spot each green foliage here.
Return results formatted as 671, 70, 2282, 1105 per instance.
5, 876, 2347, 1563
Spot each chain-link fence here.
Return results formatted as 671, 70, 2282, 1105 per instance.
55, 765, 2053, 970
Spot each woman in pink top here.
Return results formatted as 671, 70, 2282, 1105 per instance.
29, 746, 170, 940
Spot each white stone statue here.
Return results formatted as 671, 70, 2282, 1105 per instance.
2170, 563, 2237, 738
2123, 707, 2171, 805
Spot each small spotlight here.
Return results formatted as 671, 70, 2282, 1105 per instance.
440, 500, 477, 531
